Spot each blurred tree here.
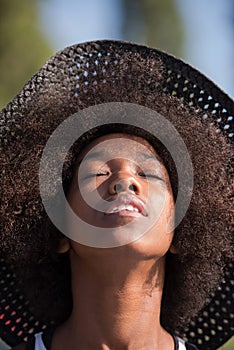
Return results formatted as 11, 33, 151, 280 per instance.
122, 0, 184, 56
0, 0, 52, 109
218, 336, 234, 350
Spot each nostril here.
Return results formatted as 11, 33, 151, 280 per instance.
114, 182, 138, 193
114, 183, 122, 193
129, 183, 137, 192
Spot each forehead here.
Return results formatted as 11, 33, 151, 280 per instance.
78, 133, 159, 161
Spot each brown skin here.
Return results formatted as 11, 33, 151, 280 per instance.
13, 133, 176, 350
55, 134, 175, 350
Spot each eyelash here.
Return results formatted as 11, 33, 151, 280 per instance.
138, 173, 164, 181
93, 172, 164, 182
83, 169, 164, 183
96, 172, 110, 176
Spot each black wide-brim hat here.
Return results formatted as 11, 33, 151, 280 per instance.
0, 40, 233, 349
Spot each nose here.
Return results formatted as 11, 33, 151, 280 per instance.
109, 176, 141, 195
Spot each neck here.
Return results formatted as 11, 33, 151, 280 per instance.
53, 250, 174, 350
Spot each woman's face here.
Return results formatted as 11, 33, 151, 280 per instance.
66, 133, 175, 257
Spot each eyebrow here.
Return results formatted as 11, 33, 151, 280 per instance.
76, 151, 103, 166
138, 152, 163, 165
83, 151, 104, 161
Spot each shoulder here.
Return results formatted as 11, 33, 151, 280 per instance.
10, 343, 27, 350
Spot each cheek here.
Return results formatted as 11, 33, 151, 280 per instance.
78, 176, 107, 202
67, 180, 93, 218
148, 183, 173, 220
145, 185, 174, 251
157, 190, 174, 234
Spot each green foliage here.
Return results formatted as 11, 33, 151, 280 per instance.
139, 0, 184, 55
0, 0, 52, 109
218, 336, 234, 350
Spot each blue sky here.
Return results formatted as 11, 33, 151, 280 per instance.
38, 0, 123, 47
38, 0, 234, 97
176, 0, 234, 97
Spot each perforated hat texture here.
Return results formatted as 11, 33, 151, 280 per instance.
0, 40, 233, 349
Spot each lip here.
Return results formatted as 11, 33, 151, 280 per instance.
104, 194, 148, 217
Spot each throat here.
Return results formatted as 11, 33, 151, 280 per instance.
53, 256, 171, 349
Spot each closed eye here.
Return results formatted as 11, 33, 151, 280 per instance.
138, 172, 165, 182
96, 172, 110, 176
82, 172, 110, 180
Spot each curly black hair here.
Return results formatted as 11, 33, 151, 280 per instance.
0, 48, 233, 335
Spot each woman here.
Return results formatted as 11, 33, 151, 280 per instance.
0, 41, 233, 350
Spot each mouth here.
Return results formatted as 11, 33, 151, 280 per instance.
104, 194, 147, 217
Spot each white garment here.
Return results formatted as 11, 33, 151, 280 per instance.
34, 332, 47, 350
177, 336, 187, 350
34, 331, 187, 349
